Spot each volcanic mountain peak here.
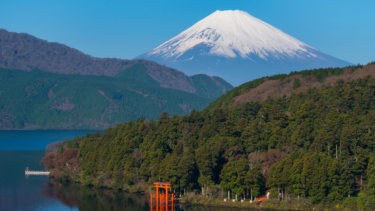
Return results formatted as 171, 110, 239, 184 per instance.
146, 10, 315, 60
138, 10, 352, 86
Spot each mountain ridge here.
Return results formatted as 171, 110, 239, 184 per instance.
0, 29, 232, 99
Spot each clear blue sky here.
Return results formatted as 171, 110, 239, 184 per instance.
1, 0, 374, 64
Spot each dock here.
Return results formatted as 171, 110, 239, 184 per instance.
25, 167, 50, 175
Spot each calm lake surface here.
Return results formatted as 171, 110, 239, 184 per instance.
0, 131, 251, 211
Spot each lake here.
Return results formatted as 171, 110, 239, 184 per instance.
0, 131, 252, 211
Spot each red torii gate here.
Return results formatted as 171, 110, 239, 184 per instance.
150, 182, 174, 211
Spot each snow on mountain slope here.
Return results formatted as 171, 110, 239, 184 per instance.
148, 10, 314, 60
136, 10, 353, 86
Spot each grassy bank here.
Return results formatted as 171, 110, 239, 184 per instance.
178, 193, 374, 210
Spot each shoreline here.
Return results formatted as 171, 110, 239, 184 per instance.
49, 177, 338, 211
180, 204, 292, 211
50, 177, 272, 210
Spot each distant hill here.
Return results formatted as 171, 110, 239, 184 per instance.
0, 68, 213, 130
137, 10, 353, 86
115, 62, 233, 99
0, 29, 233, 99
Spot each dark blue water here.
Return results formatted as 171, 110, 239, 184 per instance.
0, 130, 95, 211
0, 150, 76, 211
0, 130, 100, 150
0, 131, 247, 211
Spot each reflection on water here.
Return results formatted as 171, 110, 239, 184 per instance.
42, 180, 149, 211
42, 180, 253, 211
150, 201, 174, 211
0, 150, 73, 211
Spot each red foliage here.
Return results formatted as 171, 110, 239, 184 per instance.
248, 151, 265, 169
228, 154, 244, 161
224, 146, 240, 154
247, 149, 287, 176
222, 146, 241, 160
45, 141, 63, 154
55, 149, 79, 167
261, 149, 287, 176
40, 148, 80, 171
40, 153, 56, 170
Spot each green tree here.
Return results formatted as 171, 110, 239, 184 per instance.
245, 164, 263, 198
220, 157, 249, 196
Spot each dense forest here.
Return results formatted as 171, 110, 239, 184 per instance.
43, 64, 375, 209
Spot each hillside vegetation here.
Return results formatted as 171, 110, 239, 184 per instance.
44, 64, 375, 209
0, 68, 212, 129
115, 63, 233, 99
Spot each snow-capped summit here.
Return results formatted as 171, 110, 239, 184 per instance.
136, 10, 352, 86
148, 10, 314, 60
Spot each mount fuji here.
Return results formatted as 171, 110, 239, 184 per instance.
136, 10, 353, 86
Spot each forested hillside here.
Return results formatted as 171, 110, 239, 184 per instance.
115, 63, 233, 99
0, 68, 212, 129
43, 67, 375, 209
